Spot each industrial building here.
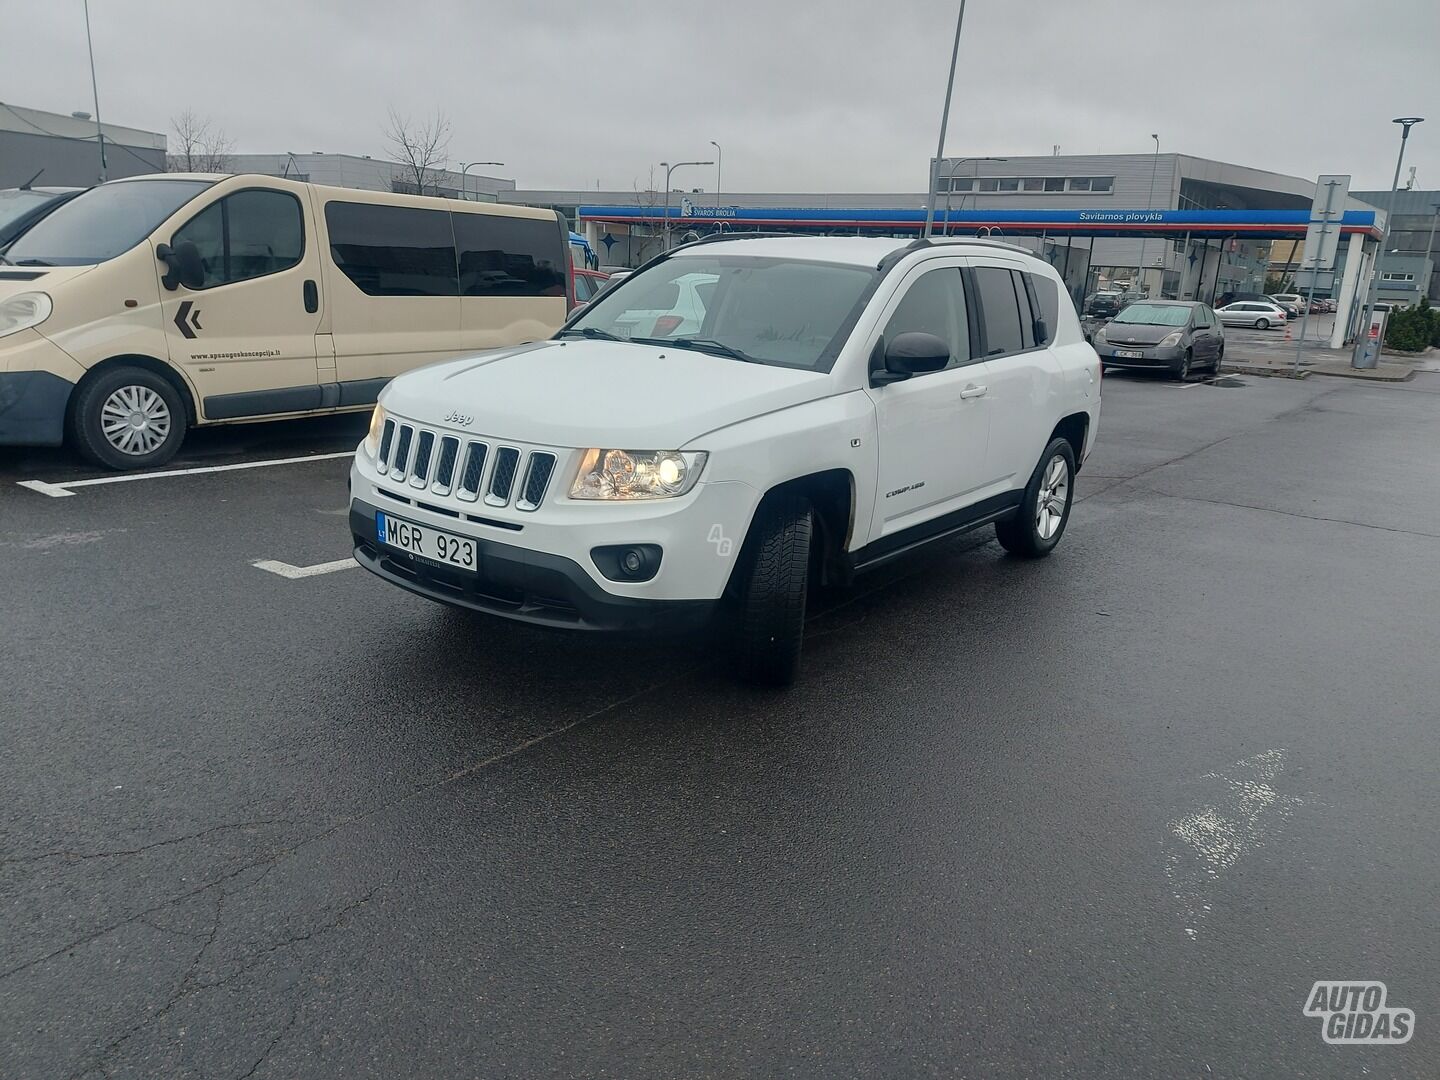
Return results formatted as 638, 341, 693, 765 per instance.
0, 102, 165, 188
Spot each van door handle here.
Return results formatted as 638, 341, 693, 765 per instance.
959, 385, 988, 399
303, 279, 319, 313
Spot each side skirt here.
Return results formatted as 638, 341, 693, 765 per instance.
846, 490, 1022, 575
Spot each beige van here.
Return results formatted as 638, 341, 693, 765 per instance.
0, 173, 569, 468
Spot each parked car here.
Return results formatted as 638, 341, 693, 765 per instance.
1267, 294, 1304, 320
570, 267, 610, 307
0, 186, 83, 249
0, 173, 570, 469
349, 235, 1101, 685
1084, 291, 1126, 318
1216, 300, 1289, 329
1091, 300, 1224, 380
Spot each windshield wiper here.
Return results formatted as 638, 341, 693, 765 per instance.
632, 337, 761, 364
557, 326, 622, 342
12, 258, 52, 267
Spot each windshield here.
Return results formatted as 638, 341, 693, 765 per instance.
561, 254, 879, 371
4, 179, 212, 266
0, 189, 60, 231
1111, 303, 1191, 327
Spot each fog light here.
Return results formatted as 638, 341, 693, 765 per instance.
622, 549, 644, 574
590, 543, 662, 583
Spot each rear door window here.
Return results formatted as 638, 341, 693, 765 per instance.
325, 202, 458, 296
971, 265, 1026, 356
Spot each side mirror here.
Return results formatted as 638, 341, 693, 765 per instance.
156, 240, 204, 291
873, 331, 950, 385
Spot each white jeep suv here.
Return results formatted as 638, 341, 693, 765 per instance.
349, 236, 1101, 684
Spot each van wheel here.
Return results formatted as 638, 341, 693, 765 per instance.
995, 438, 1076, 559
71, 366, 185, 470
730, 494, 812, 686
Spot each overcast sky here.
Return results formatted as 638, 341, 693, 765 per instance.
8, 0, 1440, 195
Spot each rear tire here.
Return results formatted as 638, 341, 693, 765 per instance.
729, 494, 813, 686
995, 438, 1076, 559
70, 366, 186, 470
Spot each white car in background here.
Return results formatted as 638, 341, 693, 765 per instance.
1216, 300, 1289, 329
605, 270, 716, 338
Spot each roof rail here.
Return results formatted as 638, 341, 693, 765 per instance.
884, 236, 1035, 268
668, 230, 807, 251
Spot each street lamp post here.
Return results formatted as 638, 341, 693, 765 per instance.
458, 161, 504, 201
709, 141, 722, 208
1353, 117, 1424, 369
1139, 133, 1159, 297
923, 0, 968, 238
660, 159, 713, 250
82, 0, 107, 182
941, 156, 1006, 235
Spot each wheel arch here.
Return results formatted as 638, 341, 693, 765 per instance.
725, 468, 856, 595
1049, 412, 1089, 472
71, 354, 198, 427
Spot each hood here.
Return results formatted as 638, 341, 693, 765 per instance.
1101, 322, 1182, 345
0, 263, 97, 301
380, 339, 832, 449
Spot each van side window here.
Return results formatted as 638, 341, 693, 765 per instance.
171, 189, 303, 289
881, 268, 971, 370
454, 214, 567, 297
325, 202, 458, 297
971, 266, 1025, 356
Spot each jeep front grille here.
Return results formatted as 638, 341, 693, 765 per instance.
375, 420, 557, 512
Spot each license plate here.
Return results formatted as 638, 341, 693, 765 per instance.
375, 511, 476, 571
1115, 349, 1145, 359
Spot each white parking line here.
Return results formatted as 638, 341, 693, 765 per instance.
16, 451, 354, 498
251, 557, 358, 579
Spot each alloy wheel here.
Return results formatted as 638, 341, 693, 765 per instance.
1035, 455, 1069, 540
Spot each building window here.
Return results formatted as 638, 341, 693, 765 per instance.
1380, 271, 1414, 282
998, 178, 1019, 191
978, 178, 999, 192
1044, 178, 1065, 192
1090, 176, 1113, 192
1068, 177, 1092, 192
1023, 178, 1045, 191
948, 177, 973, 193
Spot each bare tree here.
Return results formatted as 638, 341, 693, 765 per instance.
167, 109, 233, 173
629, 167, 666, 264
383, 108, 452, 196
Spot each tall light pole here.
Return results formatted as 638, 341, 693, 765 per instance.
82, 0, 107, 182
709, 141, 722, 207
942, 155, 1006, 235
1354, 117, 1424, 369
660, 159, 713, 250
923, 0, 967, 238
458, 161, 504, 201
1138, 132, 1159, 296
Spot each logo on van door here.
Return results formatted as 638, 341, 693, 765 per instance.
173, 300, 203, 339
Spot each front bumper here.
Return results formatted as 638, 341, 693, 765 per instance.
0, 369, 73, 446
1094, 343, 1185, 370
350, 497, 717, 632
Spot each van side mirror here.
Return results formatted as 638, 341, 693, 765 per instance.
872, 331, 950, 385
156, 241, 204, 291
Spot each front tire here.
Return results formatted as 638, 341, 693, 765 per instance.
1213, 342, 1225, 371
1173, 349, 1192, 382
1255, 317, 1270, 330
730, 494, 813, 686
70, 366, 185, 470
995, 438, 1076, 559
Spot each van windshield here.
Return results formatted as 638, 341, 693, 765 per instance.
3, 179, 212, 266
559, 254, 879, 372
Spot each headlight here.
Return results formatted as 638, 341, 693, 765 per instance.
363, 404, 387, 457
1092, 327, 1107, 343
1159, 331, 1183, 347
0, 292, 52, 339
570, 449, 707, 500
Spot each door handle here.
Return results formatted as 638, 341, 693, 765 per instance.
959, 385, 988, 399
303, 279, 319, 314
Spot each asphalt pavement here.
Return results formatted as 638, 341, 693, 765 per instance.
2, 371, 1438, 1078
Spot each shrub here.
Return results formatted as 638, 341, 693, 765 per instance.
1383, 301, 1434, 352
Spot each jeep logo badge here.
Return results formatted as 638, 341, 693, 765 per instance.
444, 411, 473, 427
